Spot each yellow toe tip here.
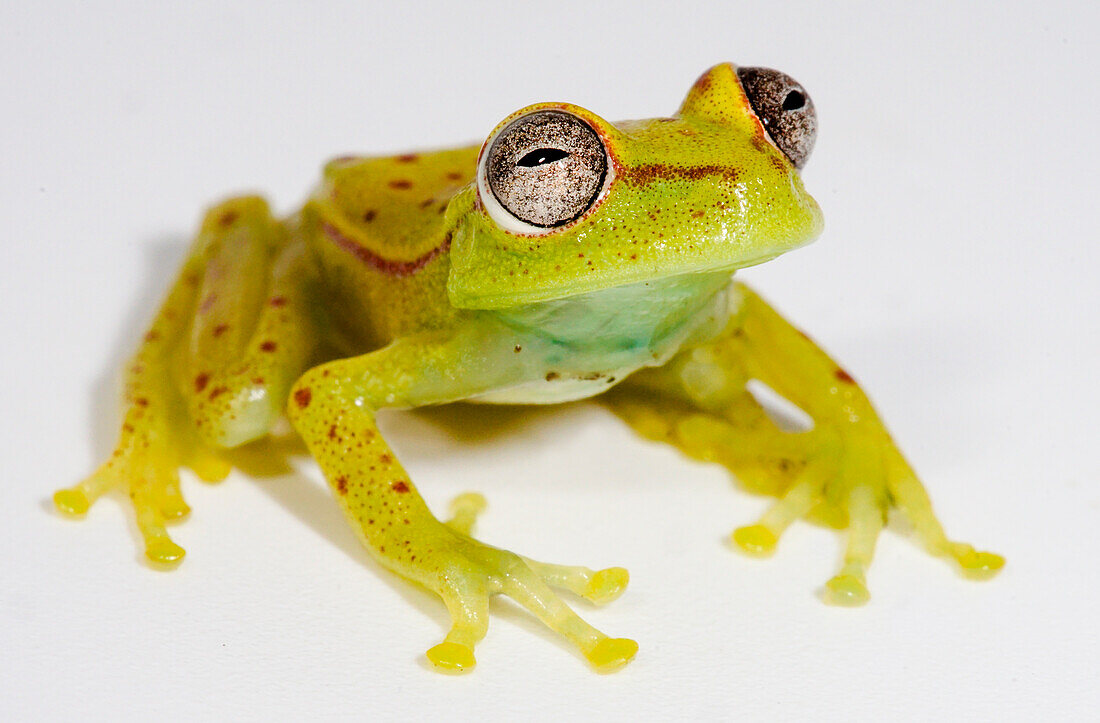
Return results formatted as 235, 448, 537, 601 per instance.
823, 574, 870, 606
957, 550, 1005, 580
732, 524, 777, 556
584, 567, 629, 605
426, 642, 476, 673
160, 501, 192, 520
586, 638, 638, 673
145, 539, 186, 565
53, 489, 90, 516
450, 492, 487, 514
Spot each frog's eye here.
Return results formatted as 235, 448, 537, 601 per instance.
479, 110, 609, 233
736, 67, 817, 169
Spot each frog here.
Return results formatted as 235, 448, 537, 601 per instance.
53, 63, 1003, 674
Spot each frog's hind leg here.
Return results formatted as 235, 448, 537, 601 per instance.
55, 197, 319, 564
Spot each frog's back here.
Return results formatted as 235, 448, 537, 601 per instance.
303, 146, 479, 350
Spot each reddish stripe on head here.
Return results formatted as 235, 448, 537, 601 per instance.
323, 223, 450, 277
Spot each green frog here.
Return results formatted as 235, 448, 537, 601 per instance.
54, 63, 1003, 673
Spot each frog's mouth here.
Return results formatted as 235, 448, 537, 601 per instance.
445, 177, 823, 311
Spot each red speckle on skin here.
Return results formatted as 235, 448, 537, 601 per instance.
323, 223, 451, 277
835, 369, 856, 384
391, 481, 410, 494
328, 425, 339, 440
208, 386, 228, 400
335, 476, 349, 495
691, 210, 705, 219
388, 179, 413, 190
445, 171, 463, 181
135, 398, 149, 407
260, 341, 277, 352
143, 330, 160, 342
396, 154, 418, 163
268, 296, 287, 307
194, 373, 210, 392
293, 387, 312, 408
626, 163, 740, 186
252, 376, 265, 385
419, 198, 434, 209
362, 210, 376, 222
379, 454, 392, 465
213, 324, 229, 337
218, 210, 238, 227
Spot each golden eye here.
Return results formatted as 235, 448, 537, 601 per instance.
737, 67, 817, 169
483, 110, 608, 229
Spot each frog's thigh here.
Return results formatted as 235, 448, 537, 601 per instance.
179, 198, 318, 449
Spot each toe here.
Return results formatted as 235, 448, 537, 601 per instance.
426, 642, 476, 673
582, 567, 629, 605
732, 524, 777, 556
955, 547, 1005, 580
145, 538, 186, 566
53, 488, 91, 516
823, 574, 870, 606
585, 637, 638, 673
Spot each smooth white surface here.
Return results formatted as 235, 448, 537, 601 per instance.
3, 1, 1098, 720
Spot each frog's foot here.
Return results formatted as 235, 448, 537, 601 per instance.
609, 396, 1003, 605
54, 438, 231, 566
424, 494, 634, 674
719, 424, 1004, 605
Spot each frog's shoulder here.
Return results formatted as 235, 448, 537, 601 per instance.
308, 145, 478, 261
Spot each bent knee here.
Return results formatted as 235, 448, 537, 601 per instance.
186, 371, 281, 448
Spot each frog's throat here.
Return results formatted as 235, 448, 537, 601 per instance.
487, 269, 736, 357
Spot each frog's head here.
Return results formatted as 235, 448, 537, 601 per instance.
446, 63, 823, 309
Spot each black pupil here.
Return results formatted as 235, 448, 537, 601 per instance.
781, 90, 805, 111
517, 148, 569, 167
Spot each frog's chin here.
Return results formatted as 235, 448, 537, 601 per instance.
450, 251, 782, 311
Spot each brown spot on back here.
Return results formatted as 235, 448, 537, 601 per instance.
218, 210, 239, 227
260, 341, 277, 352
208, 386, 228, 400
213, 323, 229, 337
328, 424, 339, 441
362, 209, 376, 222
388, 179, 413, 190
194, 373, 210, 393
396, 154, 418, 163
835, 368, 855, 384
445, 171, 463, 181
293, 387, 312, 408
143, 330, 160, 342
379, 453, 392, 464
134, 397, 149, 407
335, 475, 349, 495
545, 372, 560, 381
391, 481, 410, 494
268, 296, 287, 307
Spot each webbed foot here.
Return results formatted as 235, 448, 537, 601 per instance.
423, 493, 635, 674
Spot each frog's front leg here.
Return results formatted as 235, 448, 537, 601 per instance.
285, 325, 635, 674
604, 282, 1002, 605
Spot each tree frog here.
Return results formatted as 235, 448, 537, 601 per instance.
54, 63, 1003, 674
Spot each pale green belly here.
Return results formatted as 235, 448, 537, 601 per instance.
471, 271, 741, 404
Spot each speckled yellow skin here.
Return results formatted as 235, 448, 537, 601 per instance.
55, 63, 1002, 673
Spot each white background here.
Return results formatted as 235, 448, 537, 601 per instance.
3, 1, 1098, 720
